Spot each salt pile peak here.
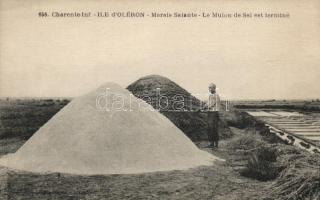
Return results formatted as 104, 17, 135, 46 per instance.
0, 82, 219, 174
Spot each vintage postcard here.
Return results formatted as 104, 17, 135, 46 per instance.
0, 0, 319, 199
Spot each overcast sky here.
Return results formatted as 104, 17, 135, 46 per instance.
1, 0, 319, 99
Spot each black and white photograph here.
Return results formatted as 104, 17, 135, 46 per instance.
0, 0, 319, 199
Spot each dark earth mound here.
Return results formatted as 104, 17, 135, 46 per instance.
127, 75, 232, 141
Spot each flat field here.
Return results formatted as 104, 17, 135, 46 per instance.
0, 99, 319, 200
232, 99, 320, 112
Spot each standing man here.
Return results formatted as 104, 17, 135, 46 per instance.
207, 83, 220, 148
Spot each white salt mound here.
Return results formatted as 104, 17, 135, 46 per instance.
0, 83, 221, 174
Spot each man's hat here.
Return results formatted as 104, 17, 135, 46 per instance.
209, 83, 216, 89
